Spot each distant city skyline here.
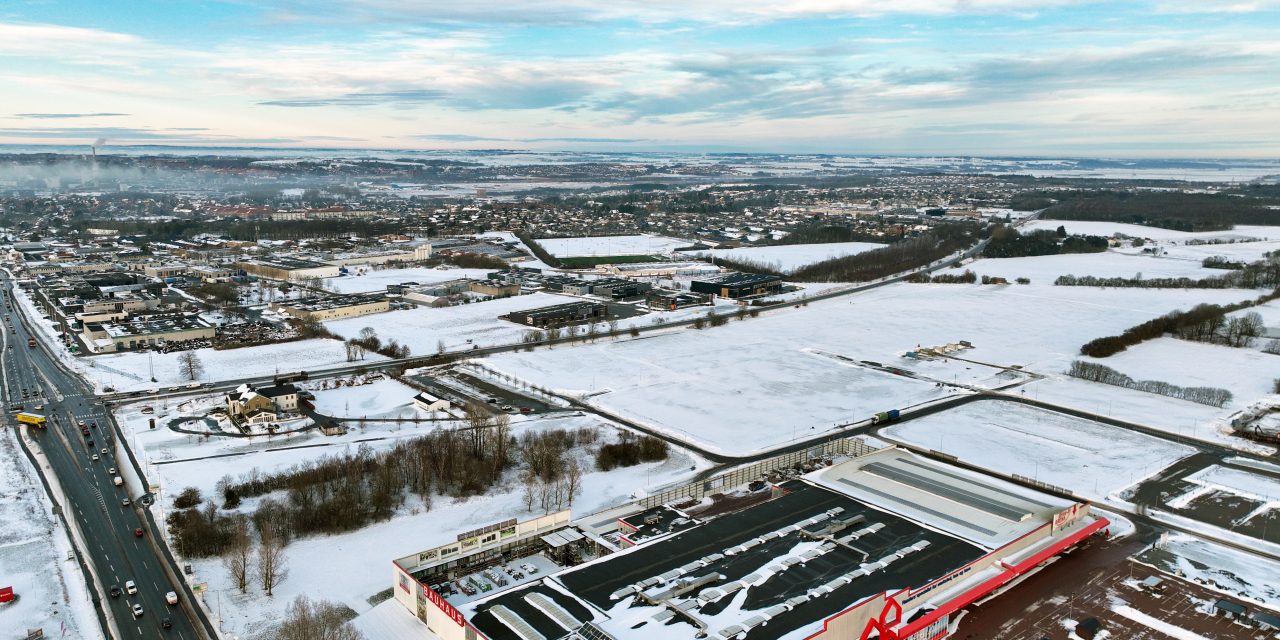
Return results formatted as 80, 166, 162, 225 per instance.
3, 1, 1279, 156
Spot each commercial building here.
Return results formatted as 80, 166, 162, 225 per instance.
587, 278, 652, 300
690, 272, 783, 299
412, 391, 451, 413
390, 446, 1109, 640
235, 257, 341, 282
645, 290, 710, 311
469, 280, 522, 297
271, 294, 389, 322
506, 302, 607, 328
81, 315, 215, 352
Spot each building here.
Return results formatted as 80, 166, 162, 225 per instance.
413, 391, 451, 413
226, 382, 301, 425
645, 290, 709, 311
588, 278, 652, 300
390, 446, 1109, 640
469, 280, 521, 297
271, 294, 389, 322
506, 302, 607, 328
235, 257, 342, 282
142, 263, 189, 279
690, 272, 783, 299
81, 315, 215, 352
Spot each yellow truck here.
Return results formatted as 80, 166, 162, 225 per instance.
16, 412, 46, 427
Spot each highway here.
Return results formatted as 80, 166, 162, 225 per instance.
2, 272, 215, 640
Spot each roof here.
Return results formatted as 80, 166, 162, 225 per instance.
1215, 599, 1247, 614
1254, 610, 1280, 627
692, 271, 781, 287
810, 448, 1070, 549
257, 384, 298, 398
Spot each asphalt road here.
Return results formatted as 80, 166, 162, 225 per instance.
2, 273, 213, 640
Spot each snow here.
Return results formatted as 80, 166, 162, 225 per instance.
536, 234, 692, 257
76, 338, 383, 393
676, 241, 885, 273
483, 278, 1250, 456
117, 396, 710, 639
881, 402, 1197, 500
353, 600, 440, 639
0, 430, 98, 639
1081, 337, 1280, 409
1184, 464, 1280, 504
1112, 605, 1209, 640
321, 266, 494, 294
940, 250, 1226, 282
309, 377, 424, 419
1139, 532, 1280, 608
1021, 221, 1280, 243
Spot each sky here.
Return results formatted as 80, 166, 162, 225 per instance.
2, 1, 1279, 157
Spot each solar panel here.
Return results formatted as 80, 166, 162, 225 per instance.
491, 605, 548, 640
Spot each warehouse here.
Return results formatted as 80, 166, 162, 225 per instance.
690, 272, 783, 299
391, 447, 1108, 640
469, 280, 522, 297
271, 293, 389, 322
82, 315, 215, 352
588, 278, 652, 300
235, 257, 341, 281
505, 301, 608, 328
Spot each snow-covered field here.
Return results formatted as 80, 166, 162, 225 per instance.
309, 377, 423, 419
0, 429, 99, 639
881, 402, 1196, 499
1021, 221, 1280, 243
537, 234, 691, 257
321, 266, 494, 294
1082, 337, 1280, 409
677, 241, 885, 273
483, 276, 1250, 455
940, 250, 1226, 282
77, 338, 381, 393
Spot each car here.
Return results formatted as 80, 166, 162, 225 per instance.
87, 439, 94, 447
109, 585, 121, 598
78, 420, 86, 428
519, 407, 531, 414
121, 497, 131, 507
134, 528, 144, 538
131, 604, 143, 618
486, 397, 499, 404
168, 386, 181, 392
91, 454, 99, 461
108, 467, 117, 475
165, 591, 178, 605
162, 618, 172, 629
125, 580, 137, 595
101, 448, 108, 455
89, 421, 97, 428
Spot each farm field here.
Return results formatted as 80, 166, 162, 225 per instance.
677, 241, 885, 273
536, 234, 692, 257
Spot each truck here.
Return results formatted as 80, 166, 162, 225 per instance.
16, 412, 47, 427
871, 409, 900, 425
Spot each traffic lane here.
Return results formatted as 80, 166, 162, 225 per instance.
20, 365, 182, 637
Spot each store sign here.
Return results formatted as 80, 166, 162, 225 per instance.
421, 584, 466, 626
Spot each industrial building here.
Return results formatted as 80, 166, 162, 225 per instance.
81, 315, 215, 352
390, 447, 1108, 640
470, 280, 522, 297
645, 290, 710, 311
271, 294, 389, 322
690, 272, 783, 299
235, 257, 342, 282
505, 301, 608, 328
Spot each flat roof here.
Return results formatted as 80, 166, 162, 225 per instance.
809, 449, 1070, 549
465, 480, 984, 640
693, 272, 781, 286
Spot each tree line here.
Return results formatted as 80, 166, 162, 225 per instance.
1080, 297, 1274, 358
1068, 360, 1233, 407
982, 226, 1108, 258
514, 231, 565, 268
1056, 254, 1280, 291
1041, 191, 1275, 232
789, 224, 977, 282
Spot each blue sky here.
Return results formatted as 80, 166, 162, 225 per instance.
2, 0, 1279, 156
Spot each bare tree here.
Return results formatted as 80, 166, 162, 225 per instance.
178, 351, 205, 381
222, 517, 253, 593
437, 339, 447, 355
357, 326, 378, 343
466, 402, 493, 458
564, 458, 583, 506
256, 524, 289, 596
276, 594, 365, 640
521, 471, 537, 511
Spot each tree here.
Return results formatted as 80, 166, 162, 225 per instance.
256, 523, 289, 596
275, 595, 365, 640
564, 458, 583, 506
174, 487, 203, 509
178, 351, 205, 381
222, 517, 253, 593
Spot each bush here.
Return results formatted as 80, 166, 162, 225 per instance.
596, 435, 669, 471
174, 487, 203, 509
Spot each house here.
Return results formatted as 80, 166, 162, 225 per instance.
226, 382, 301, 424
413, 391, 451, 413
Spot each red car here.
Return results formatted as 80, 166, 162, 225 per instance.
134, 528, 144, 538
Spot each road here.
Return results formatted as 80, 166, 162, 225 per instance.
2, 273, 215, 640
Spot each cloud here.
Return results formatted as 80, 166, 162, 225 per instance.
12, 112, 130, 119
0, 126, 298, 145
415, 134, 645, 143
258, 89, 449, 107
415, 134, 505, 142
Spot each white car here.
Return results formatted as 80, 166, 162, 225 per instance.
165, 591, 178, 605
108, 467, 116, 475
131, 603, 143, 618
125, 580, 137, 595
91, 454, 99, 461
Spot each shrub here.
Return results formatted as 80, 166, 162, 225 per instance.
174, 487, 203, 509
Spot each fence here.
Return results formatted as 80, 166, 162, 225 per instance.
637, 437, 882, 509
